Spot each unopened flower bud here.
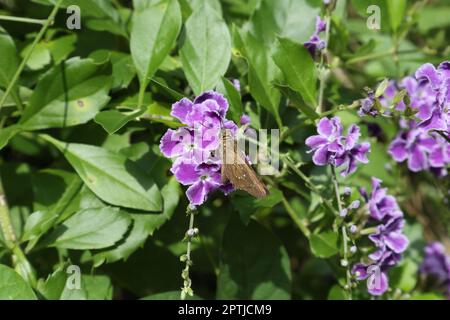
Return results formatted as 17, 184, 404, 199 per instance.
349, 225, 357, 234
343, 187, 352, 196
350, 246, 357, 254
341, 259, 348, 267
186, 228, 199, 237
349, 200, 360, 210
340, 208, 348, 217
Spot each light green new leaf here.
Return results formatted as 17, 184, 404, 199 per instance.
0, 264, 37, 300
180, 0, 231, 95
309, 231, 339, 258
217, 214, 291, 299
42, 135, 163, 212
48, 207, 131, 250
131, 0, 182, 88
19, 57, 111, 130
273, 37, 317, 106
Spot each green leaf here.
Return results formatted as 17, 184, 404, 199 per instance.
22, 211, 57, 242
83, 275, 113, 300
21, 42, 51, 71
47, 207, 131, 250
90, 50, 136, 91
0, 27, 21, 108
42, 135, 163, 212
386, 0, 407, 32
327, 284, 349, 300
92, 178, 180, 265
94, 109, 145, 135
19, 57, 111, 130
233, 28, 281, 127
309, 231, 339, 258
0, 264, 37, 300
273, 37, 317, 106
0, 125, 22, 151
217, 77, 243, 123
217, 214, 291, 299
418, 6, 450, 32
273, 83, 319, 120
390, 260, 418, 293
180, 0, 231, 95
231, 187, 283, 224
130, 0, 182, 88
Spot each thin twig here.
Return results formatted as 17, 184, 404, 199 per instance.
0, 15, 46, 25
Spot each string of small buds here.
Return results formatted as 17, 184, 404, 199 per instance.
180, 204, 198, 300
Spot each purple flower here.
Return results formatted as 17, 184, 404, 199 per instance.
368, 216, 409, 256
160, 91, 249, 205
358, 90, 378, 117
361, 178, 403, 220
353, 263, 389, 296
420, 242, 450, 295
306, 117, 370, 176
171, 160, 222, 205
232, 79, 241, 92
389, 122, 449, 175
240, 114, 250, 126
303, 16, 327, 58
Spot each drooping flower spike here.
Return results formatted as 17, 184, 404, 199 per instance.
353, 178, 409, 296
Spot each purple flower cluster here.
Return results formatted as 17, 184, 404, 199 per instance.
304, 16, 327, 58
361, 61, 450, 175
305, 117, 370, 176
353, 178, 409, 296
160, 91, 238, 205
420, 242, 450, 297
389, 120, 449, 176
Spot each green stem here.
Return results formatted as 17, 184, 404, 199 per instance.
282, 196, 311, 238
320, 100, 360, 117
317, 13, 332, 114
0, 192, 16, 246
283, 156, 336, 215
181, 206, 196, 300
0, 15, 46, 25
331, 166, 352, 300
346, 49, 418, 65
137, 84, 146, 111
0, 0, 63, 112
0, 182, 37, 288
